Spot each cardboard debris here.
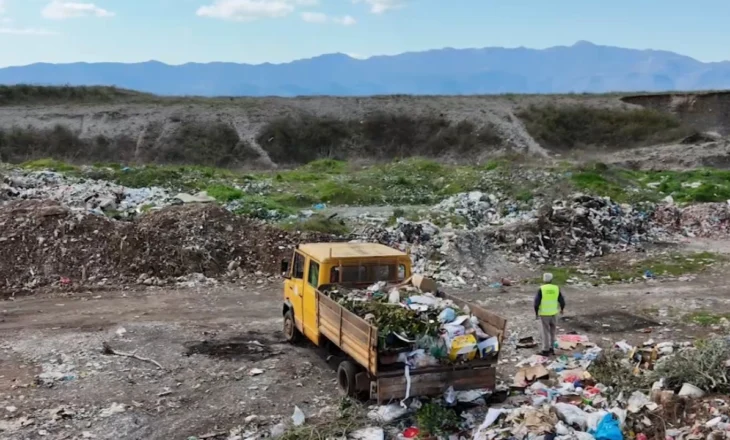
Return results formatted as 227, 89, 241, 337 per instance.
513, 364, 550, 388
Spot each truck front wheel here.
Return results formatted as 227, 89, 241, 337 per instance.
337, 360, 359, 397
283, 310, 301, 343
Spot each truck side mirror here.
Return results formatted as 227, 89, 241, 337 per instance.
281, 260, 290, 278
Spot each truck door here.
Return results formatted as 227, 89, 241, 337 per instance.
286, 251, 306, 333
302, 258, 320, 344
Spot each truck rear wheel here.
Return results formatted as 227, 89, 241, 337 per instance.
283, 310, 301, 343
337, 360, 359, 397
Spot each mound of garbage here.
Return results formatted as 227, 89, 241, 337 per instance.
324, 277, 500, 363
2, 170, 175, 217
493, 194, 656, 263
0, 200, 329, 292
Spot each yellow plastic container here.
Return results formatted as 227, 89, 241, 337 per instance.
448, 334, 478, 361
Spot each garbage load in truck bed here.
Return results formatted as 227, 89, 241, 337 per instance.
281, 242, 507, 403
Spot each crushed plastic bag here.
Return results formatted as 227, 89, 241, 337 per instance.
554, 403, 589, 430
387, 288, 400, 304
438, 307, 457, 323
593, 413, 623, 440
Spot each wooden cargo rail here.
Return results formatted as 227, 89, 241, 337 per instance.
316, 289, 508, 402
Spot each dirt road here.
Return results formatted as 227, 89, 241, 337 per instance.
1, 273, 729, 440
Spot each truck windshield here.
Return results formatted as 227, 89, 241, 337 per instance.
330, 263, 406, 284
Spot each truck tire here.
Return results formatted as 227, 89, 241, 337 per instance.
283, 310, 301, 343
337, 360, 359, 397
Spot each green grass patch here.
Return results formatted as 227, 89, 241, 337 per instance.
684, 311, 730, 326
21, 158, 79, 173
533, 252, 725, 286
635, 251, 724, 277
204, 184, 244, 202
530, 267, 583, 285
232, 195, 296, 220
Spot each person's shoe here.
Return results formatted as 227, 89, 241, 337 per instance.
549, 348, 556, 356
539, 350, 551, 356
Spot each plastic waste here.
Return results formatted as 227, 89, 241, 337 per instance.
554, 403, 589, 430
388, 288, 401, 304
350, 427, 385, 440
678, 383, 705, 398
367, 404, 408, 423
438, 307, 457, 323
292, 406, 305, 426
593, 413, 623, 440
444, 386, 456, 405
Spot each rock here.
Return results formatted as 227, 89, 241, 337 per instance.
99, 402, 126, 418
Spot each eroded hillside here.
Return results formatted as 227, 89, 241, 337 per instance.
1, 86, 722, 168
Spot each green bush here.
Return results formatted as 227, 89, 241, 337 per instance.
518, 105, 694, 150
0, 85, 149, 105
0, 121, 259, 168
256, 112, 503, 165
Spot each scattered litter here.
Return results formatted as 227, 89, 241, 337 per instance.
291, 406, 305, 426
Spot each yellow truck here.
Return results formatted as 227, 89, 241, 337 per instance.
281, 242, 507, 403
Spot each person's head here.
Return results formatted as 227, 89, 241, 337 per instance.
543, 273, 553, 283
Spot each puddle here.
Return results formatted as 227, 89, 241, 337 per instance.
563, 310, 660, 333
184, 334, 281, 360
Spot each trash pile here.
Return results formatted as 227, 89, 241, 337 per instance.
1, 170, 176, 217
0, 200, 331, 291
491, 194, 656, 263
0, 169, 290, 220
433, 190, 538, 228
323, 276, 500, 363
653, 201, 730, 238
311, 336, 730, 440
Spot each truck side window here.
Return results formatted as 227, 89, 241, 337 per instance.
398, 264, 406, 280
293, 252, 305, 279
308, 261, 319, 287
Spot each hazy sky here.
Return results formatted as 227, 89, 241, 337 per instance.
0, 0, 728, 67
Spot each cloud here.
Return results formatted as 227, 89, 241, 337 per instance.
300, 11, 326, 23
353, 0, 403, 14
197, 0, 297, 21
0, 0, 5, 15
0, 27, 57, 35
42, 1, 115, 19
333, 15, 356, 25
301, 12, 356, 25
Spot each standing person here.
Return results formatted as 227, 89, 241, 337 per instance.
534, 273, 565, 356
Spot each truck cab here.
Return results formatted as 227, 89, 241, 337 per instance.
281, 242, 412, 345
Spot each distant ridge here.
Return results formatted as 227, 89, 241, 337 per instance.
1, 41, 730, 96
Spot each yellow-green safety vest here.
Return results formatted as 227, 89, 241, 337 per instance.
539, 284, 560, 316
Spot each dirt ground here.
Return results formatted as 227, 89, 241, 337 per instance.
1, 260, 729, 440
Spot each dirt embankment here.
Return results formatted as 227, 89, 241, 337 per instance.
0, 87, 726, 168
0, 90, 703, 167
622, 91, 730, 136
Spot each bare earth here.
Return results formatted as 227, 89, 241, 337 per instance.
1, 260, 729, 440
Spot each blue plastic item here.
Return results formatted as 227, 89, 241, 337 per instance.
593, 414, 623, 440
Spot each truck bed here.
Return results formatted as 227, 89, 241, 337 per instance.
316, 289, 507, 402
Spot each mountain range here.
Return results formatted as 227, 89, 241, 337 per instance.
2, 41, 730, 96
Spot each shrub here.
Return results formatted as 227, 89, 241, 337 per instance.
518, 105, 694, 150
0, 85, 149, 105
257, 112, 503, 165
